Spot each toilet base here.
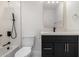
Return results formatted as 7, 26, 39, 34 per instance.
15, 47, 32, 57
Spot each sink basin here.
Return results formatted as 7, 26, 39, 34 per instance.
41, 32, 79, 35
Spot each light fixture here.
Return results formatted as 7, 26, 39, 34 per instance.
47, 1, 59, 4
48, 1, 50, 3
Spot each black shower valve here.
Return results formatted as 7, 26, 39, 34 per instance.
7, 42, 11, 44
0, 34, 2, 37
7, 31, 11, 37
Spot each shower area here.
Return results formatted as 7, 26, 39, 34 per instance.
0, 1, 21, 57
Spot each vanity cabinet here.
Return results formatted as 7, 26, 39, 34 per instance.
41, 35, 78, 57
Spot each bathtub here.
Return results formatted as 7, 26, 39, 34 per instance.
0, 45, 20, 57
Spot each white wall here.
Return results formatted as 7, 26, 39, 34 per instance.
21, 1, 43, 56
21, 2, 43, 36
0, 2, 9, 46
0, 2, 21, 47
65, 1, 79, 32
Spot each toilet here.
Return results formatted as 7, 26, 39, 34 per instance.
15, 35, 35, 57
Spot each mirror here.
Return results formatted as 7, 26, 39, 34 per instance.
43, 1, 64, 32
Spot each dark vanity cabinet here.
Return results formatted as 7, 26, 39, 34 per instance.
41, 35, 78, 57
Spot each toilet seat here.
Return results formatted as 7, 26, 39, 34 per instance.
15, 47, 31, 57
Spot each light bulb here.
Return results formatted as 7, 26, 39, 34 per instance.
48, 1, 50, 3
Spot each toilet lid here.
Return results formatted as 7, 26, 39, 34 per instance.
15, 47, 31, 57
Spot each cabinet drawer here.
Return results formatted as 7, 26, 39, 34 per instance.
42, 35, 55, 42
42, 47, 54, 57
42, 35, 65, 42
42, 35, 78, 43
63, 35, 78, 42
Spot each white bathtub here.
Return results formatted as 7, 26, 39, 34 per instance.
0, 45, 19, 57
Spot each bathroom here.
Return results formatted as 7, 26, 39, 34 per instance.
0, 1, 79, 57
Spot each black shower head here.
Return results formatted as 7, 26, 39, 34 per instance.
12, 13, 15, 21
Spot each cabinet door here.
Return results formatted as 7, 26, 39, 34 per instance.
65, 42, 78, 57
42, 42, 55, 57
54, 42, 65, 57
65, 36, 78, 57
65, 42, 74, 57
42, 35, 78, 57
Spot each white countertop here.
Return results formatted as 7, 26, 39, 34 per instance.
41, 32, 79, 35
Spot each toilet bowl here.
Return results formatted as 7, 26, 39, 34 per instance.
15, 47, 31, 57
15, 35, 35, 57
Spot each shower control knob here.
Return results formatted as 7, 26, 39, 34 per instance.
7, 47, 10, 50
7, 42, 11, 44
0, 34, 2, 37
7, 31, 11, 37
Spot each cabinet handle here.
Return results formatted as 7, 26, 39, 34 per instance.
43, 48, 52, 50
67, 43, 69, 52
65, 43, 66, 52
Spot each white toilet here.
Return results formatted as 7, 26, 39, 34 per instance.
15, 35, 35, 57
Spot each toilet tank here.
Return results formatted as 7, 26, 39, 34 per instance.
22, 35, 35, 47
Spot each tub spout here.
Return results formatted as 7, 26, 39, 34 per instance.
3, 42, 11, 47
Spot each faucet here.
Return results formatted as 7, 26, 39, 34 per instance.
3, 42, 11, 47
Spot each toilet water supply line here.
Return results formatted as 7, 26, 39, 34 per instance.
11, 13, 17, 39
